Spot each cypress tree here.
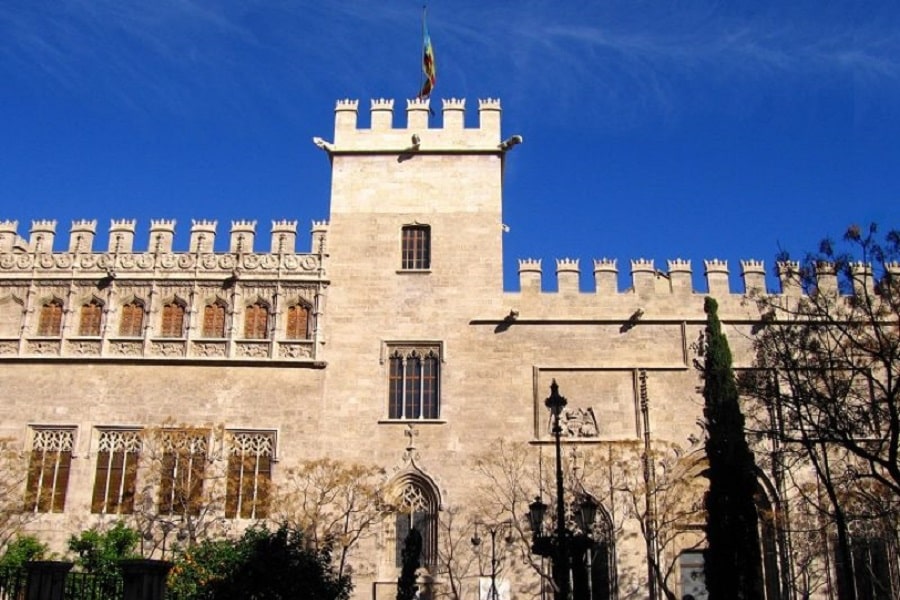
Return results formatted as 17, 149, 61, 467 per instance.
701, 297, 765, 600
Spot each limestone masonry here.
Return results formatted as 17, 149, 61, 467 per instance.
0, 97, 865, 599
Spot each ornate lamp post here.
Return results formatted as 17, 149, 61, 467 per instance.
471, 520, 513, 600
527, 380, 599, 600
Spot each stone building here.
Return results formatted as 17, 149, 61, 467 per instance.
0, 97, 890, 600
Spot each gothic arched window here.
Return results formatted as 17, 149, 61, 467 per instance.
202, 301, 227, 338
285, 303, 312, 340
394, 479, 438, 568
160, 301, 186, 338
119, 300, 145, 337
79, 299, 103, 336
37, 300, 63, 337
243, 302, 269, 339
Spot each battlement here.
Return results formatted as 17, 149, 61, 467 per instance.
513, 257, 856, 298
328, 97, 504, 152
0, 219, 328, 257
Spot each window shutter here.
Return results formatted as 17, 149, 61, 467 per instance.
38, 301, 63, 336
79, 302, 102, 336
92, 450, 111, 513
24, 449, 42, 511
225, 455, 240, 518
158, 452, 176, 515
203, 304, 226, 338
161, 303, 185, 338
119, 303, 144, 337
121, 451, 138, 513
188, 452, 205, 515
52, 450, 71, 512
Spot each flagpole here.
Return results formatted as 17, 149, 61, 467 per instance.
419, 5, 427, 98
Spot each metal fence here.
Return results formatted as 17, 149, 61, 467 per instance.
0, 567, 122, 600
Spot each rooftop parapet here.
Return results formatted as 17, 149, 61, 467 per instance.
704, 259, 729, 297
109, 220, 137, 253
149, 220, 177, 254
556, 258, 580, 294
777, 261, 801, 296
0, 220, 19, 253
230, 220, 257, 254
631, 259, 655, 294
851, 262, 872, 297
667, 259, 692, 295
593, 259, 618, 294
29, 220, 57, 254
271, 220, 298, 254
189, 220, 217, 253
310, 220, 328, 255
69, 220, 97, 253
330, 97, 503, 151
815, 261, 838, 296
518, 259, 542, 295
741, 260, 766, 294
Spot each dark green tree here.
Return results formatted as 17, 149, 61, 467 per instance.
396, 528, 422, 600
205, 524, 351, 600
701, 297, 765, 600
0, 535, 48, 568
68, 521, 140, 599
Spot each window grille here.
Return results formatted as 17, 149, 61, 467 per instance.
401, 225, 431, 270
25, 428, 74, 513
92, 429, 141, 514
225, 431, 274, 519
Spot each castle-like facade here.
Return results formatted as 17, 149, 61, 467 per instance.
0, 98, 872, 600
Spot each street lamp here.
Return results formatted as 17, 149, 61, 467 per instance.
528, 380, 599, 600
470, 520, 513, 600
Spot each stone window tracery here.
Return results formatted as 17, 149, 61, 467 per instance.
394, 479, 437, 567
225, 430, 274, 519
37, 299, 63, 337
25, 427, 74, 513
388, 346, 441, 420
401, 225, 431, 270
78, 299, 103, 337
92, 429, 141, 515
119, 300, 145, 337
158, 429, 208, 517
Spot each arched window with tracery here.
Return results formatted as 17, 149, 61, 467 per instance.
119, 301, 145, 337
37, 300, 63, 337
79, 299, 103, 336
243, 302, 269, 339
389, 347, 441, 420
285, 303, 312, 340
160, 301, 186, 338
0, 296, 24, 337
393, 477, 438, 569
202, 301, 227, 338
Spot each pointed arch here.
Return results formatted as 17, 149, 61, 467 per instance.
0, 295, 24, 337
159, 297, 187, 338
389, 470, 441, 569
243, 298, 270, 340
202, 298, 228, 338
118, 298, 145, 337
78, 297, 104, 336
285, 299, 313, 340
37, 297, 64, 337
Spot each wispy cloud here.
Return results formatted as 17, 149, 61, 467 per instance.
2, 1, 898, 122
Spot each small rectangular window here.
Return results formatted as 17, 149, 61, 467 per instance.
401, 225, 430, 270
387, 344, 441, 420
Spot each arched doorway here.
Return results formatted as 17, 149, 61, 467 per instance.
572, 501, 616, 600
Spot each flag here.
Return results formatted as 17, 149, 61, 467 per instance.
417, 14, 436, 99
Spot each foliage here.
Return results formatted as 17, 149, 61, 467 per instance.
168, 537, 245, 600
745, 224, 900, 599
0, 438, 32, 549
700, 297, 764, 600
200, 524, 352, 600
396, 528, 422, 600
67, 521, 139, 599
134, 423, 230, 556
0, 535, 48, 568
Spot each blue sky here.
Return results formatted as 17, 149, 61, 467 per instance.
2, 1, 899, 292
